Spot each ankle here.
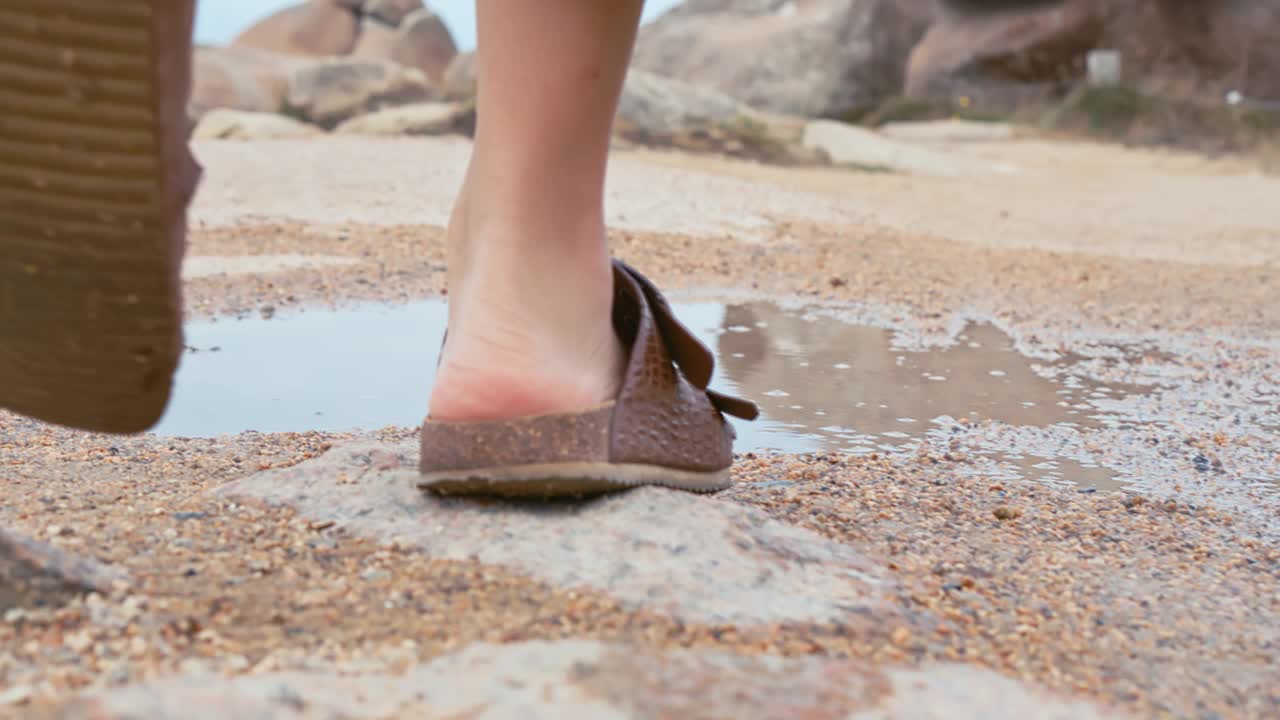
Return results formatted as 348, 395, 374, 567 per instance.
449, 217, 612, 309
432, 174, 624, 422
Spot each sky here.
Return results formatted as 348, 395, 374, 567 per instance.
196, 0, 683, 50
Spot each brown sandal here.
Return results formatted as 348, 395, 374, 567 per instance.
0, 0, 200, 433
419, 260, 759, 498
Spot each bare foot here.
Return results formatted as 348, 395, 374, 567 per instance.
428, 207, 627, 423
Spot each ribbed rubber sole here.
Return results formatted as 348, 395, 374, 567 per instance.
0, 1, 196, 433
419, 462, 733, 498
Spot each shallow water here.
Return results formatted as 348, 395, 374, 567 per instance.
156, 300, 1150, 489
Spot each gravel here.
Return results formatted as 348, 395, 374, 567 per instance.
3, 137, 1278, 718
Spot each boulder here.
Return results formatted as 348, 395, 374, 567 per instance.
1102, 0, 1280, 102
231, 0, 360, 57
391, 9, 459, 85
349, 17, 399, 60
617, 70, 823, 164
441, 51, 477, 100
283, 58, 433, 128
361, 0, 425, 27
905, 0, 1105, 106
335, 101, 475, 136
426, 64, 820, 164
191, 109, 322, 140
225, 0, 459, 100
351, 9, 458, 85
618, 69, 749, 137
190, 46, 308, 119
633, 0, 935, 119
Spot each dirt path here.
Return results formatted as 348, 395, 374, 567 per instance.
3, 132, 1278, 719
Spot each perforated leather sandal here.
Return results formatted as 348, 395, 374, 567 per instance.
0, 0, 200, 433
419, 260, 759, 498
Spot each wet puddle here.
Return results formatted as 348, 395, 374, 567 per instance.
156, 300, 1152, 490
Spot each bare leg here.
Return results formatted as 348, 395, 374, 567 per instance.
429, 0, 644, 422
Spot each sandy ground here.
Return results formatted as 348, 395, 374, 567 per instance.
3, 133, 1279, 718
189, 136, 1280, 267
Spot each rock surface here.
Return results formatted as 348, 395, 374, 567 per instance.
440, 50, 477, 100
634, 0, 935, 118
619, 69, 757, 136
349, 9, 457, 85
617, 70, 819, 164
388, 9, 459, 85
283, 59, 433, 129
54, 640, 1125, 719
908, 0, 1280, 108
191, 110, 322, 140
360, 0, 425, 27
231, 0, 361, 57
905, 0, 1104, 106
802, 120, 1008, 175
0, 527, 128, 610
190, 47, 308, 120
335, 101, 475, 136
1104, 0, 1280, 101
880, 118, 1017, 142
348, 17, 399, 61
340, 67, 820, 163
216, 441, 890, 625
229, 0, 456, 89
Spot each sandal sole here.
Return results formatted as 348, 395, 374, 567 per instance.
419, 462, 732, 498
0, 0, 197, 433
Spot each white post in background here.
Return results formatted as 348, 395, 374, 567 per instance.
1086, 49, 1123, 88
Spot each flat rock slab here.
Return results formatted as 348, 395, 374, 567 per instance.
0, 527, 128, 610
54, 640, 1126, 719
216, 441, 888, 626
191, 109, 323, 141
802, 120, 1019, 176
334, 101, 474, 136
879, 119, 1017, 143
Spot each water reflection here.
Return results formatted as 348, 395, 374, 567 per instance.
705, 304, 1134, 489
713, 304, 1105, 447
155, 299, 1146, 489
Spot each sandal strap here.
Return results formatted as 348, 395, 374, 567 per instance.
614, 260, 759, 421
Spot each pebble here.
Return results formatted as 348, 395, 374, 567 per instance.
993, 506, 1021, 520
0, 686, 32, 709
2, 206, 1277, 719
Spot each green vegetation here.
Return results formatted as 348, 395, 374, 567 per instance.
1053, 85, 1145, 137
857, 85, 1278, 167
1043, 85, 1280, 154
